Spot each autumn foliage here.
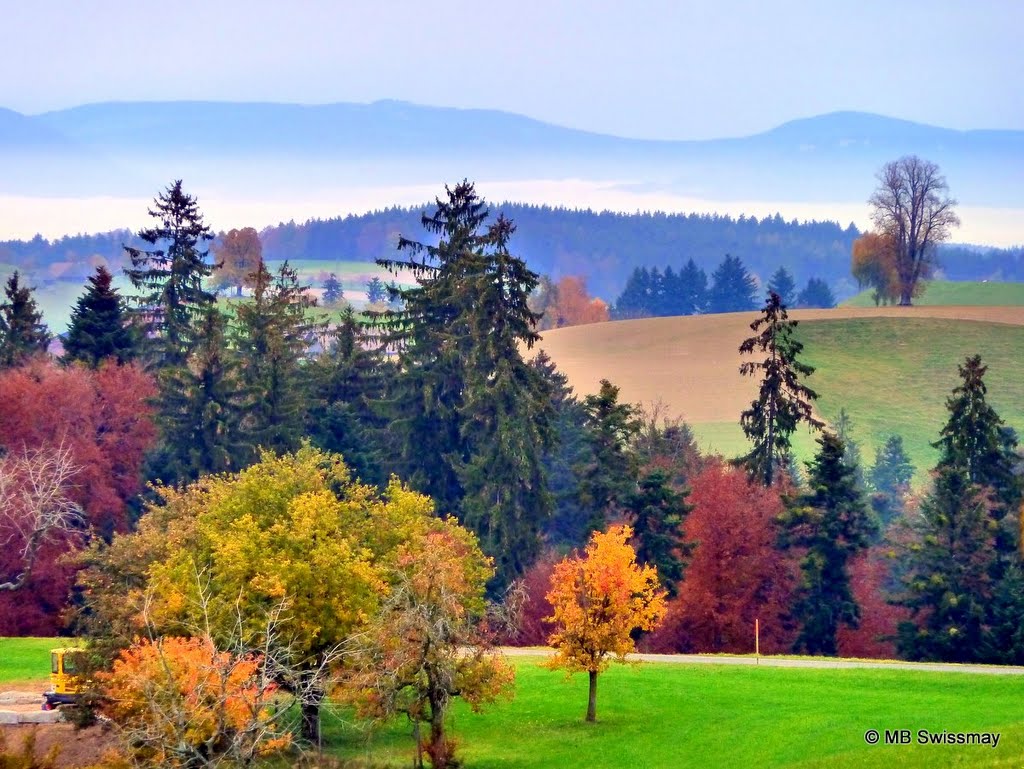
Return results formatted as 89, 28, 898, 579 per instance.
547, 276, 610, 328
546, 525, 665, 721
101, 636, 288, 767
346, 521, 513, 769
851, 231, 900, 305
646, 461, 797, 654
0, 359, 156, 634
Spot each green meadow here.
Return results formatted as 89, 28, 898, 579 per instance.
690, 317, 1024, 483
795, 317, 1024, 482
841, 281, 1024, 308
313, 660, 1024, 769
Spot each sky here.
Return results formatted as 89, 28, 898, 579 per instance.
3, 0, 1022, 140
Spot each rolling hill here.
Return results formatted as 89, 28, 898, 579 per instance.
1, 101, 1021, 210
537, 307, 1024, 481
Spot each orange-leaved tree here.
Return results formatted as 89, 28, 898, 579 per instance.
851, 231, 900, 306
545, 524, 666, 722
345, 518, 513, 769
101, 636, 289, 767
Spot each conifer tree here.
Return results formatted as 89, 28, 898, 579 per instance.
780, 432, 876, 655
576, 379, 641, 533
868, 435, 914, 528
322, 273, 344, 305
371, 181, 491, 514
234, 261, 320, 457
934, 355, 1020, 522
833, 408, 865, 491
625, 469, 694, 598
0, 271, 51, 367
456, 215, 555, 590
896, 467, 994, 662
678, 258, 708, 315
306, 306, 391, 486
738, 291, 823, 486
767, 266, 797, 307
707, 254, 758, 313
63, 266, 135, 368
152, 304, 244, 484
797, 277, 836, 308
532, 350, 591, 548
124, 181, 215, 367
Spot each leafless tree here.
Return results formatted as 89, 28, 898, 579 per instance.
869, 155, 960, 306
0, 443, 83, 591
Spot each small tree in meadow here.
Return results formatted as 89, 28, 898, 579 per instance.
545, 525, 666, 722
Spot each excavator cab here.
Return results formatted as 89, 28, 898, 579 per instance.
43, 648, 85, 709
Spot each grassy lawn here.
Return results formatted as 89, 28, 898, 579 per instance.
5, 640, 1021, 767
795, 317, 1024, 482
320, 660, 1024, 768
0, 637, 66, 684
841, 281, 1024, 308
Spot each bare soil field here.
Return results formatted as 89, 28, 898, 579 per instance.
536, 306, 1024, 424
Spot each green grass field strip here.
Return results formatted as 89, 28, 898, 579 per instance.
841, 281, 1024, 308
319, 660, 1024, 768
0, 637, 67, 684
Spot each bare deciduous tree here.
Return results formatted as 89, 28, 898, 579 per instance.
868, 155, 960, 306
0, 443, 83, 591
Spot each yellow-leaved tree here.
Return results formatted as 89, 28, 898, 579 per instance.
545, 524, 666, 722
82, 446, 440, 746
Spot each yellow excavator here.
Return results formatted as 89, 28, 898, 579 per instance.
43, 648, 86, 709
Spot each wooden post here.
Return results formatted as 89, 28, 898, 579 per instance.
755, 618, 760, 663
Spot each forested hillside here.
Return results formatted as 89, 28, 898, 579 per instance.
2, 205, 1022, 302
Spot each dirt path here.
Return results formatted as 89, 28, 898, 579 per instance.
501, 647, 1024, 675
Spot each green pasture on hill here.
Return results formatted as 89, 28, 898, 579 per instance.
693, 317, 1024, 484
316, 660, 1024, 769
841, 281, 1024, 308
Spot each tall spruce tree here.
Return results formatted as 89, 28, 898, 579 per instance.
868, 435, 915, 529
678, 258, 708, 315
767, 266, 797, 307
124, 180, 215, 367
738, 291, 823, 486
707, 254, 758, 313
575, 379, 641, 534
234, 261, 320, 457
625, 469, 694, 598
896, 467, 994, 663
833, 408, 866, 491
0, 271, 51, 367
63, 265, 135, 367
371, 181, 491, 514
152, 304, 244, 484
780, 432, 876, 655
934, 355, 1020, 521
532, 350, 592, 548
456, 215, 555, 590
306, 306, 391, 486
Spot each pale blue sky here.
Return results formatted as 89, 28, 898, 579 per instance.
3, 0, 1021, 139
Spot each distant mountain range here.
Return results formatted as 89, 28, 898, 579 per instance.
2, 100, 1022, 208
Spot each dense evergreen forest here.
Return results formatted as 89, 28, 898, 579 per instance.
2, 206, 1022, 301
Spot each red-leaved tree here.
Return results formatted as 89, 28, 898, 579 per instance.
646, 460, 797, 654
0, 359, 157, 634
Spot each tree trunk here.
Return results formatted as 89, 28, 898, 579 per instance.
427, 691, 453, 769
586, 670, 598, 722
300, 696, 322, 746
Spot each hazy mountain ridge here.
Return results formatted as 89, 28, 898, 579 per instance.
2, 101, 1021, 205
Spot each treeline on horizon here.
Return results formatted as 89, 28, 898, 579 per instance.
4, 204, 1023, 301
